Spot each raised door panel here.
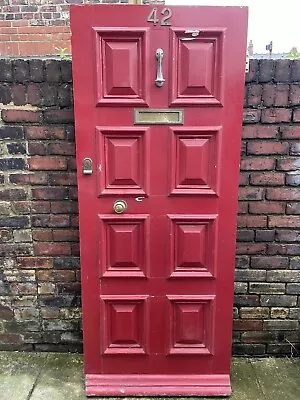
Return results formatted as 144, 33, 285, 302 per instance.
94, 28, 149, 106
101, 295, 149, 354
170, 29, 224, 106
167, 295, 215, 355
168, 215, 217, 278
170, 127, 220, 195
98, 215, 149, 278
96, 127, 149, 196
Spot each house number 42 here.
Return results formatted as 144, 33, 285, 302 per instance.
147, 7, 172, 26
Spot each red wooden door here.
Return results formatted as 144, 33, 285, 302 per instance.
71, 4, 247, 396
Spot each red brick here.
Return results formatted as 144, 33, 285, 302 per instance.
233, 320, 263, 331
28, 157, 67, 171
237, 216, 267, 228
239, 172, 249, 186
242, 125, 278, 139
247, 141, 288, 155
32, 187, 69, 200
36, 270, 75, 282
249, 201, 285, 214
276, 158, 300, 171
238, 202, 248, 214
48, 173, 77, 186
266, 188, 300, 201
1, 109, 42, 123
31, 201, 51, 214
53, 230, 79, 242
267, 244, 300, 255
48, 142, 75, 156
261, 108, 291, 123
34, 243, 71, 256
26, 126, 65, 139
262, 84, 275, 106
269, 216, 300, 228
247, 84, 262, 106
280, 125, 300, 139
17, 257, 53, 269
32, 229, 53, 242
289, 84, 300, 105
250, 172, 285, 186
9, 172, 48, 185
239, 187, 264, 200
274, 84, 289, 106
43, 108, 74, 123
236, 243, 266, 255
50, 201, 78, 214
240, 157, 275, 171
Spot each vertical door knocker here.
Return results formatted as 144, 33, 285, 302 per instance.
155, 48, 165, 87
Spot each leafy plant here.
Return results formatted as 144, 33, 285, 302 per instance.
55, 47, 70, 60
285, 47, 300, 60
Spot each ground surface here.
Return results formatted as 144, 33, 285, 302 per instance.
0, 352, 299, 400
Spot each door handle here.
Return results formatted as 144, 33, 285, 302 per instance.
83, 158, 93, 175
155, 48, 165, 87
113, 200, 127, 214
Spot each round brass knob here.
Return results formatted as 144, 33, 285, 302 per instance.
113, 200, 127, 214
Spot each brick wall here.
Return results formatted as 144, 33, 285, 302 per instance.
0, 0, 165, 57
0, 58, 299, 356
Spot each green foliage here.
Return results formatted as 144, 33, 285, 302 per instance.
285, 48, 300, 60
55, 47, 70, 60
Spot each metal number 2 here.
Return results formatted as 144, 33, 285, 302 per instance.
147, 7, 172, 27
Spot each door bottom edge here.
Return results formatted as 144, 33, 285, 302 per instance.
86, 374, 231, 397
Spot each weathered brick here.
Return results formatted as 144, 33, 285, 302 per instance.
48, 142, 75, 156
235, 269, 266, 282
276, 158, 300, 171
0, 159, 26, 170
0, 83, 12, 104
250, 172, 285, 186
17, 257, 52, 269
293, 108, 300, 122
263, 320, 298, 330
34, 243, 71, 256
236, 243, 266, 255
7, 143, 26, 155
240, 307, 269, 319
235, 256, 249, 269
247, 84, 262, 106
267, 270, 300, 282
249, 283, 285, 295
240, 157, 275, 171
248, 141, 288, 155
9, 173, 48, 185
53, 257, 80, 269
60, 60, 72, 83
243, 109, 261, 123
32, 215, 70, 228
40, 84, 57, 107
53, 230, 78, 242
236, 229, 254, 242
255, 230, 275, 242
12, 84, 26, 106
238, 202, 248, 214
246, 59, 259, 82
280, 125, 300, 139
286, 283, 300, 294
241, 331, 278, 343
286, 172, 300, 186
261, 108, 291, 123
259, 59, 274, 82
28, 142, 47, 156
0, 126, 24, 140
29, 157, 67, 171
237, 215, 267, 228
269, 216, 300, 228
266, 188, 300, 201
57, 84, 72, 107
239, 187, 264, 200
29, 59, 44, 82
275, 230, 300, 242
234, 295, 259, 306
249, 201, 285, 214
242, 125, 278, 139
234, 282, 248, 294
274, 60, 291, 82
26, 126, 65, 140
290, 258, 300, 269
27, 84, 41, 106
260, 295, 297, 307
13, 59, 29, 82
251, 256, 289, 269
32, 187, 69, 200
0, 189, 27, 201
1, 109, 42, 123
233, 320, 263, 331
45, 60, 61, 83
43, 109, 74, 124
270, 308, 289, 319
0, 59, 13, 82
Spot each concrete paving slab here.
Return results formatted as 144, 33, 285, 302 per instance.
230, 358, 265, 400
30, 353, 85, 400
0, 351, 47, 400
251, 357, 300, 400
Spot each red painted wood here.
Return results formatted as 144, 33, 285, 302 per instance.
71, 4, 247, 396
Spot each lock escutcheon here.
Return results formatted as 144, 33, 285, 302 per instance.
113, 200, 127, 214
